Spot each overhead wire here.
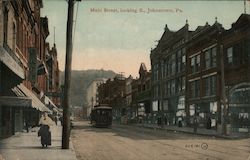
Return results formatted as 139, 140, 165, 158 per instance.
73, 1, 80, 46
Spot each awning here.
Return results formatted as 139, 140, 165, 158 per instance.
17, 84, 52, 113
0, 96, 31, 107
0, 46, 25, 79
43, 95, 61, 114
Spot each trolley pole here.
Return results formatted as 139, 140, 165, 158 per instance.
62, 0, 74, 149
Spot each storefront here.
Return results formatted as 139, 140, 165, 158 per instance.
228, 83, 250, 132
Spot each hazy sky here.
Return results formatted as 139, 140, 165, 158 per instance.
41, 0, 250, 77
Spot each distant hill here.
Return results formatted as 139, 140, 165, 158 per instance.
60, 69, 116, 106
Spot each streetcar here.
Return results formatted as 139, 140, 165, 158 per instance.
90, 105, 112, 127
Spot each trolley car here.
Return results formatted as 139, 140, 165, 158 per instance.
90, 105, 112, 127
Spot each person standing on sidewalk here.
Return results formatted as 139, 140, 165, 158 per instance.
193, 116, 198, 133
38, 112, 53, 148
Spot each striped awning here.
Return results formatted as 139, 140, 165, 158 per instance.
17, 84, 52, 113
43, 95, 61, 114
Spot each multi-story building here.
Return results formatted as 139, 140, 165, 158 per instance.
0, 0, 26, 138
97, 75, 126, 121
186, 20, 224, 129
136, 63, 151, 122
86, 78, 107, 118
0, 0, 53, 138
151, 23, 191, 125
186, 14, 250, 132
222, 14, 250, 132
124, 75, 133, 121
46, 43, 60, 107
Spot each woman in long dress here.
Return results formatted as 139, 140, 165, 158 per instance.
38, 113, 53, 148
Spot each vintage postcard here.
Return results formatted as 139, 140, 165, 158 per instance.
0, 0, 250, 160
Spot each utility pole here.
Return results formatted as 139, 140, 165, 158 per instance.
62, 0, 74, 149
220, 43, 228, 135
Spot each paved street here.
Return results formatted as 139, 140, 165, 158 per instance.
0, 124, 77, 160
72, 121, 250, 160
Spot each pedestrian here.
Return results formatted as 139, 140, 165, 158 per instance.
54, 116, 58, 126
59, 116, 63, 126
178, 117, 183, 127
164, 116, 168, 126
38, 112, 53, 148
24, 118, 29, 133
157, 117, 162, 126
206, 117, 212, 129
193, 116, 198, 133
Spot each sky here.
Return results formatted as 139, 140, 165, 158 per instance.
41, 0, 250, 77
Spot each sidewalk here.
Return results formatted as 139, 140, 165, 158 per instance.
0, 124, 77, 160
120, 122, 250, 139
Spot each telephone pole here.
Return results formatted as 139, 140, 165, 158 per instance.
62, 0, 74, 149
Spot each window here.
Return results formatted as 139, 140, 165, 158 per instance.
205, 50, 210, 68
204, 75, 216, 96
164, 82, 168, 97
227, 47, 233, 64
177, 50, 182, 73
204, 47, 217, 69
181, 76, 185, 90
246, 40, 250, 63
190, 80, 200, 98
190, 54, 200, 73
153, 64, 159, 81
211, 48, 217, 67
182, 54, 186, 72
177, 78, 181, 93
171, 80, 175, 95
164, 59, 168, 77
167, 81, 171, 96
3, 7, 8, 44
171, 54, 176, 75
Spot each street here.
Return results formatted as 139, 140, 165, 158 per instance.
71, 121, 250, 160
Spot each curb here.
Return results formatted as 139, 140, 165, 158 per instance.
115, 123, 249, 140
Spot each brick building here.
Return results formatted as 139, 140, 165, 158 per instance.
186, 20, 224, 129
222, 14, 250, 131
0, 0, 57, 139
45, 43, 60, 107
97, 75, 126, 121
135, 63, 151, 123
150, 23, 191, 125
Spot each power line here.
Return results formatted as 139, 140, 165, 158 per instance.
73, 1, 79, 46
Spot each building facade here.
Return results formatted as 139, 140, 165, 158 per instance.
0, 0, 58, 139
135, 63, 151, 123
46, 43, 60, 107
151, 23, 191, 125
222, 14, 250, 132
186, 20, 224, 129
97, 75, 126, 121
86, 78, 107, 118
